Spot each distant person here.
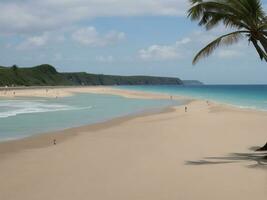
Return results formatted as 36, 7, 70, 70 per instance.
185, 106, 188, 112
53, 139, 57, 145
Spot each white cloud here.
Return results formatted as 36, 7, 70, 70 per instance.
0, 0, 188, 35
139, 38, 191, 61
16, 34, 49, 50
217, 49, 242, 58
139, 45, 180, 61
138, 28, 235, 62
16, 32, 65, 50
138, 27, 250, 62
72, 26, 125, 47
176, 37, 191, 45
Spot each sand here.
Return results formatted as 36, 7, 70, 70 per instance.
0, 86, 187, 100
0, 87, 266, 200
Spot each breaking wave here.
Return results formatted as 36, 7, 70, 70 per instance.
0, 100, 92, 118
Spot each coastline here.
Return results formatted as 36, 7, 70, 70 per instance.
0, 86, 266, 146
1, 85, 267, 113
0, 87, 188, 143
0, 86, 266, 145
0, 105, 174, 156
0, 86, 267, 200
0, 86, 190, 100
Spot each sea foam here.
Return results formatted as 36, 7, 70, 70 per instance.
0, 100, 92, 118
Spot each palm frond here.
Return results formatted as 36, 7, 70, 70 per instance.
188, 0, 267, 64
193, 31, 247, 64
188, 1, 245, 22
188, 0, 265, 30
262, 31, 267, 37
202, 11, 250, 30
250, 37, 267, 61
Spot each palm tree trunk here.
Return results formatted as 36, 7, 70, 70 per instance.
256, 36, 267, 152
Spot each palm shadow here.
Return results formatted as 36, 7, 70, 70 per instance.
186, 151, 267, 169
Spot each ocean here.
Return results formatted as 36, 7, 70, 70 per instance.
117, 85, 267, 111
0, 93, 180, 141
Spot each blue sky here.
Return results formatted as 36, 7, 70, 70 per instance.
0, 0, 267, 84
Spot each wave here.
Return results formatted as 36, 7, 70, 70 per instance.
0, 100, 92, 118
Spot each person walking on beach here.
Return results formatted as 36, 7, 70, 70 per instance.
185, 106, 187, 112
53, 139, 57, 145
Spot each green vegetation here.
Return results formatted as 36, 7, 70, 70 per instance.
0, 64, 183, 86
188, 0, 267, 64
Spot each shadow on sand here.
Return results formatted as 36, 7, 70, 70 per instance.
186, 150, 267, 169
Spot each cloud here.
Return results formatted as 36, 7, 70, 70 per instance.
217, 49, 243, 58
139, 45, 181, 61
176, 37, 191, 45
139, 37, 191, 61
72, 26, 125, 47
0, 0, 188, 35
16, 32, 65, 50
138, 27, 250, 62
16, 34, 49, 50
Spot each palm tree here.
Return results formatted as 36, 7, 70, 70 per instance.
11, 65, 19, 76
188, 0, 267, 64
188, 0, 267, 151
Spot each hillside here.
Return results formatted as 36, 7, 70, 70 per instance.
182, 80, 204, 85
0, 64, 183, 86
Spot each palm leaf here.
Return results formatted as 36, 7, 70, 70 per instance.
188, 1, 245, 22
250, 37, 267, 61
202, 11, 250, 30
193, 31, 247, 64
188, 0, 267, 64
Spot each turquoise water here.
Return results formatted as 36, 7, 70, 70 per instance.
0, 93, 181, 141
117, 85, 267, 111
2, 85, 266, 141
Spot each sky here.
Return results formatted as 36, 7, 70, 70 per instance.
0, 0, 267, 84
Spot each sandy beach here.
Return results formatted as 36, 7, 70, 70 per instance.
0, 86, 185, 100
0, 87, 267, 200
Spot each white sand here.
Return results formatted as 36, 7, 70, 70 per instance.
0, 86, 187, 100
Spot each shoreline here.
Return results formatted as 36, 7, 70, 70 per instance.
0, 85, 191, 102
0, 91, 265, 156
0, 85, 266, 147
1, 85, 267, 113
0, 105, 175, 156
0, 86, 267, 199
0, 86, 189, 145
